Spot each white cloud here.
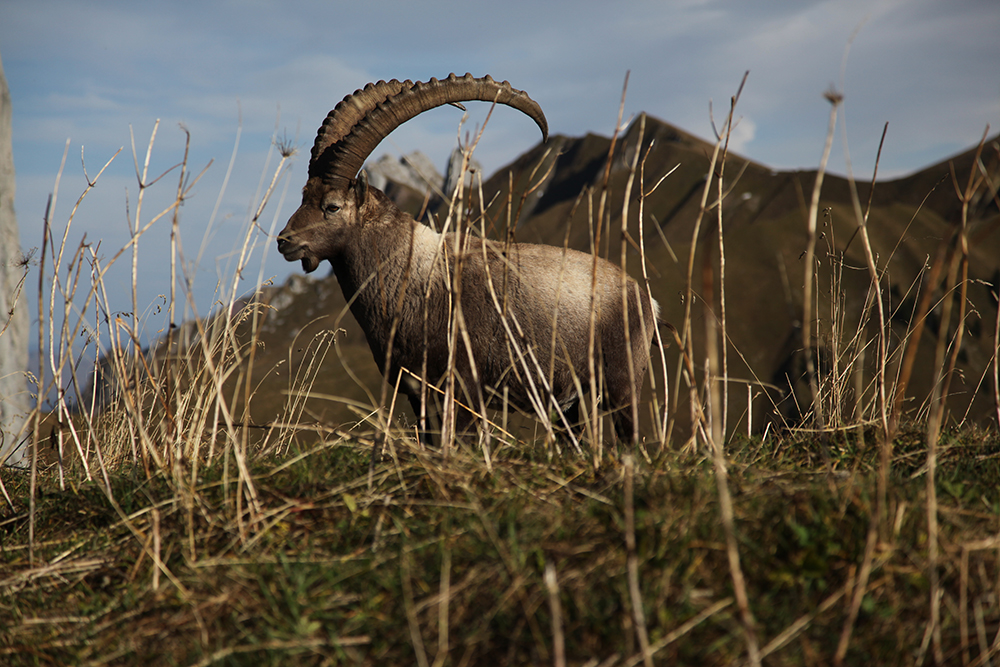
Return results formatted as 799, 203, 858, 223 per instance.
727, 116, 756, 154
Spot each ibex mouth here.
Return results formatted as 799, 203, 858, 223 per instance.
276, 237, 299, 256
277, 239, 320, 272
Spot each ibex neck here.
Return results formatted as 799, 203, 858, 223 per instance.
332, 209, 441, 330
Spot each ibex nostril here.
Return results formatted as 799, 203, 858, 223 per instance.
276, 74, 662, 451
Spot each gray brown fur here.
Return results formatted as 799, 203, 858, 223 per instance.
277, 74, 659, 444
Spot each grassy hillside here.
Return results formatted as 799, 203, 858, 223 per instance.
3, 429, 999, 665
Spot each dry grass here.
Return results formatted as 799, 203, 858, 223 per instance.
2, 427, 999, 665
1, 73, 999, 666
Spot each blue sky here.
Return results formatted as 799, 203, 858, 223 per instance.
1, 0, 999, 336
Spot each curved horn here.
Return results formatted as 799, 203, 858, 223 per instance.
313, 73, 548, 182
308, 78, 413, 178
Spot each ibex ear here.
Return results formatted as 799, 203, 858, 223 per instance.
353, 170, 369, 206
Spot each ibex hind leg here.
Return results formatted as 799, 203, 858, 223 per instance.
608, 358, 648, 447
608, 380, 643, 446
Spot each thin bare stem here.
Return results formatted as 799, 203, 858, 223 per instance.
544, 562, 566, 667
588, 71, 630, 466
803, 90, 842, 430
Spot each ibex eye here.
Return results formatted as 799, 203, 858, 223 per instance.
323, 204, 340, 215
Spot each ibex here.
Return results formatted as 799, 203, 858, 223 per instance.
277, 73, 659, 446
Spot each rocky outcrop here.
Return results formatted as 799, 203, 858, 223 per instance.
366, 151, 442, 194
443, 145, 483, 196
0, 52, 30, 467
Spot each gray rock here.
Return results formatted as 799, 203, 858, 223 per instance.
365, 151, 443, 194
443, 145, 483, 196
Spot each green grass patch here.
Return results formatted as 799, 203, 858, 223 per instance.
2, 430, 998, 666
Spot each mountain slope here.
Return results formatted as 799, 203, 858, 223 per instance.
241, 114, 1000, 438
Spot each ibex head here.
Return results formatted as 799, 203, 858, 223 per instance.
277, 73, 548, 273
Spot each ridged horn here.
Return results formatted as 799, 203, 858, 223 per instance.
308, 78, 414, 179
312, 73, 548, 183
